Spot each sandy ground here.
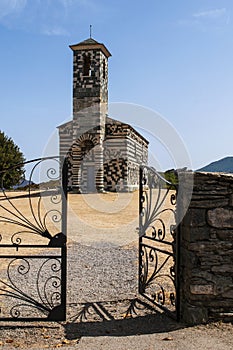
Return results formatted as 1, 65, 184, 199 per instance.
0, 189, 175, 247
0, 190, 140, 245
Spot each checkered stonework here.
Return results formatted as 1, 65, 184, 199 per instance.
58, 38, 149, 192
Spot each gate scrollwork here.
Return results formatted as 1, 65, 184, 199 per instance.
0, 157, 67, 321
139, 166, 179, 320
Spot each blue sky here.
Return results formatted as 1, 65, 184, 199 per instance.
0, 0, 232, 170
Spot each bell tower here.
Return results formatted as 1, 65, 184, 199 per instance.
69, 38, 111, 192
70, 38, 111, 134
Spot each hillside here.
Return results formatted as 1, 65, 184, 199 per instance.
197, 156, 233, 173
13, 179, 34, 189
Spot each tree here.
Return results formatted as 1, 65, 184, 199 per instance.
0, 131, 25, 189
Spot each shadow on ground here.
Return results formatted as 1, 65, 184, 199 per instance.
64, 298, 186, 339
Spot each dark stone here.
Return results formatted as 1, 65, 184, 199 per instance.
181, 302, 208, 325
208, 208, 233, 228
189, 227, 210, 242
222, 289, 233, 298
180, 248, 199, 268
214, 229, 233, 241
211, 265, 233, 274
191, 198, 229, 208
184, 208, 206, 227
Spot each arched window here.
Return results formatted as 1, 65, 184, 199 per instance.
80, 139, 94, 157
83, 53, 91, 76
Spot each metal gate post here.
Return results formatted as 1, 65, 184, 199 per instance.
139, 166, 143, 294
61, 157, 68, 321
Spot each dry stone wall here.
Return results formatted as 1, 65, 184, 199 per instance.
179, 172, 233, 324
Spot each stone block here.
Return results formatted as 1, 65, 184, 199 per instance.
190, 269, 216, 282
190, 284, 214, 295
204, 299, 233, 307
214, 229, 233, 241
188, 242, 206, 252
188, 241, 232, 254
189, 227, 210, 242
180, 248, 198, 268
187, 209, 206, 227
191, 198, 229, 208
181, 302, 208, 325
222, 289, 233, 298
211, 265, 233, 274
207, 208, 233, 228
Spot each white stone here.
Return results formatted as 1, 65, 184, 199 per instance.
190, 284, 214, 295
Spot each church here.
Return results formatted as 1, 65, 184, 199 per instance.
58, 37, 148, 192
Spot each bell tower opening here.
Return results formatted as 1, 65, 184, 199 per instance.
83, 53, 91, 76
103, 59, 106, 79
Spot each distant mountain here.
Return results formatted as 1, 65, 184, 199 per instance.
197, 157, 233, 173
13, 179, 34, 189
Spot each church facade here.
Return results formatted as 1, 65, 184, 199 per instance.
58, 37, 148, 192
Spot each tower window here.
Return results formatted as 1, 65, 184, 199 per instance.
103, 59, 106, 79
83, 53, 91, 76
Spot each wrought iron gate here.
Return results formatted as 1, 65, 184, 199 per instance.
0, 157, 68, 321
139, 166, 180, 320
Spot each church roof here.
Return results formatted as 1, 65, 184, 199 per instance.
57, 117, 149, 145
78, 38, 99, 45
69, 37, 111, 58
106, 117, 149, 145
57, 120, 72, 129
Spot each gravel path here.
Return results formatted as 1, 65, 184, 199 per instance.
0, 240, 233, 349
67, 241, 138, 305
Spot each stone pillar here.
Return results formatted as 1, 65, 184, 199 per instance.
179, 172, 233, 324
94, 143, 104, 192
71, 146, 82, 193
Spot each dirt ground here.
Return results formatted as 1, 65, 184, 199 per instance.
0, 190, 140, 246
0, 190, 233, 349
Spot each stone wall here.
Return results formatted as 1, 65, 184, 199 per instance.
179, 172, 233, 324
101, 121, 148, 191
104, 158, 127, 191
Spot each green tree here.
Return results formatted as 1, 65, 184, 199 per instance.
164, 169, 178, 185
0, 131, 25, 189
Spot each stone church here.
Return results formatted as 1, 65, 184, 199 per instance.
58, 37, 148, 192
